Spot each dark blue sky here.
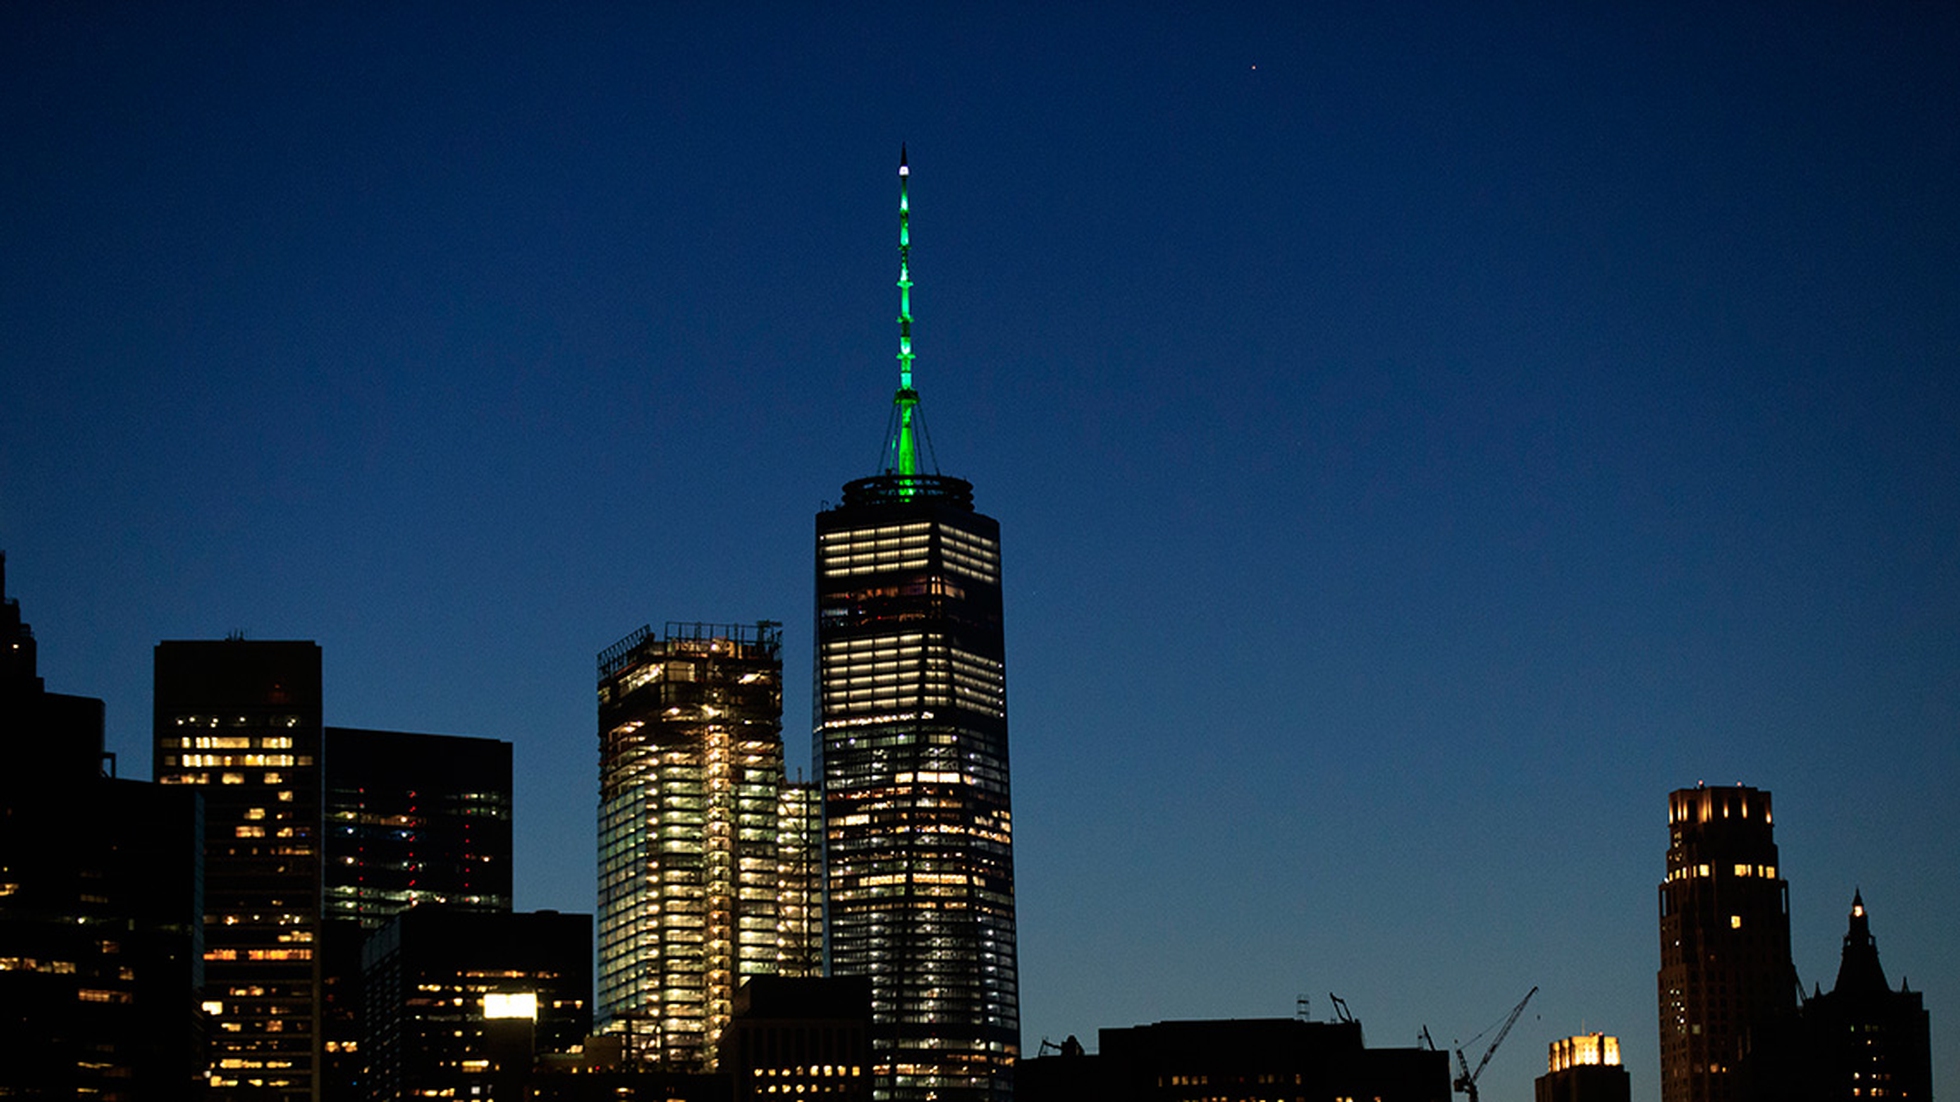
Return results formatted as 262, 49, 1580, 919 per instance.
5, 5, 1956, 1100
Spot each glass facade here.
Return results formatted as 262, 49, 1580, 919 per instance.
816, 475, 1019, 1101
596, 622, 821, 1071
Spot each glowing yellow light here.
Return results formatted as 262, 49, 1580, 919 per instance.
1547, 1034, 1621, 1072
483, 992, 538, 1020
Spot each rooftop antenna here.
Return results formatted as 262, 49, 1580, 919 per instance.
879, 145, 938, 492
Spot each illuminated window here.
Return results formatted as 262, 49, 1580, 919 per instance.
0, 958, 78, 973
483, 992, 538, 1020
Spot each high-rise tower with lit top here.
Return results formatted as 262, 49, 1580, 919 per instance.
815, 151, 1019, 1101
1656, 784, 1795, 1102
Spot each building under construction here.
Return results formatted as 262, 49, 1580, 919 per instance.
595, 621, 822, 1072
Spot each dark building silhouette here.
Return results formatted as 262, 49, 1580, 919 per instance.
360, 906, 591, 1102
1796, 893, 1932, 1102
1017, 1017, 1450, 1102
815, 152, 1019, 1102
323, 726, 513, 924
596, 622, 821, 1070
155, 639, 325, 1100
720, 975, 873, 1102
1012, 1036, 1098, 1101
1535, 1034, 1631, 1102
529, 1054, 728, 1102
0, 555, 203, 1098
1657, 784, 1796, 1102
320, 726, 514, 1099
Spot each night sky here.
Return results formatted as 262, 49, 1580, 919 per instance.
5, 5, 1957, 1101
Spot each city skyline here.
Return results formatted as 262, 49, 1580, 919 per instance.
4, 6, 1956, 1102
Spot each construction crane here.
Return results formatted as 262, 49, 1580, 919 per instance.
1451, 986, 1538, 1102
1329, 993, 1355, 1025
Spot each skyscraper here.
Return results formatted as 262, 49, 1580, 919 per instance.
155, 639, 325, 1101
815, 151, 1019, 1101
1657, 784, 1795, 1102
596, 621, 821, 1071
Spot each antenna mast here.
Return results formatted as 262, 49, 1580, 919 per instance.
885, 146, 924, 482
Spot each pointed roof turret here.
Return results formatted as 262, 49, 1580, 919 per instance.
1, 551, 43, 698
1832, 890, 1891, 998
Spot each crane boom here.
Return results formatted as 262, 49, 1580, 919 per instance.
1473, 986, 1537, 1083
1450, 986, 1538, 1102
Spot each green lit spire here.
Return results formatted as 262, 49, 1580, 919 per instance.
840, 150, 972, 510
884, 146, 924, 484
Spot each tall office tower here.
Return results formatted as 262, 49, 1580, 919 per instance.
1, 556, 202, 1098
1797, 893, 1933, 1102
1657, 784, 1795, 1102
815, 152, 1019, 1101
596, 621, 821, 1071
156, 639, 325, 1101
320, 726, 514, 1097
